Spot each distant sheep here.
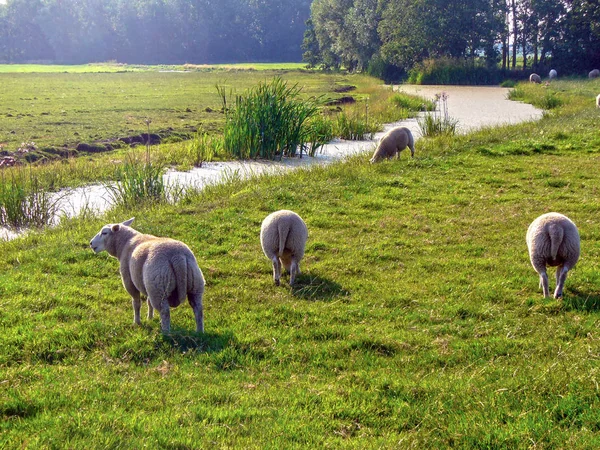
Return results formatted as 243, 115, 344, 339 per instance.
90, 218, 205, 332
529, 73, 542, 84
589, 69, 600, 79
549, 69, 557, 79
370, 126, 415, 163
596, 94, 600, 108
260, 210, 308, 286
526, 212, 580, 299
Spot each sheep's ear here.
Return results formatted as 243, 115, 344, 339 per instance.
111, 224, 120, 232
122, 218, 135, 227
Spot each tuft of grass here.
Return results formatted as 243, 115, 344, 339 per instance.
186, 130, 221, 167
0, 167, 61, 229
417, 92, 459, 137
104, 152, 167, 208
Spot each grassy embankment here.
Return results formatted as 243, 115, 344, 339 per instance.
1, 78, 600, 447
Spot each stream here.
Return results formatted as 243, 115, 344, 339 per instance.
1, 85, 543, 241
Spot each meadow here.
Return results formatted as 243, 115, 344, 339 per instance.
1, 75, 600, 448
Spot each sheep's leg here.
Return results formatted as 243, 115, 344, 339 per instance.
157, 300, 171, 333
538, 270, 550, 298
188, 292, 204, 333
131, 292, 142, 325
289, 259, 301, 285
147, 298, 154, 320
271, 255, 281, 286
554, 265, 570, 299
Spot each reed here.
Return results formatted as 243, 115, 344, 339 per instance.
219, 78, 322, 160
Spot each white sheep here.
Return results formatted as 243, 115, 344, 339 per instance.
90, 218, 205, 332
549, 69, 557, 79
260, 210, 308, 286
369, 126, 415, 163
589, 69, 600, 79
529, 73, 542, 84
526, 212, 580, 299
596, 94, 600, 108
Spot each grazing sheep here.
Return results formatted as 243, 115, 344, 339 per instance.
596, 94, 600, 108
589, 69, 600, 79
549, 69, 557, 79
529, 73, 542, 84
260, 210, 308, 286
90, 218, 205, 333
526, 213, 580, 299
369, 126, 415, 163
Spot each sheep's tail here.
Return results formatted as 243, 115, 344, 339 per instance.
170, 254, 188, 307
548, 224, 564, 261
407, 130, 415, 157
278, 223, 290, 257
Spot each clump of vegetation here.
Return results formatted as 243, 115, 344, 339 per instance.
508, 83, 563, 110
390, 92, 435, 111
105, 152, 167, 208
219, 77, 322, 160
303, 114, 336, 156
186, 130, 222, 167
417, 91, 459, 137
0, 167, 60, 229
334, 110, 379, 140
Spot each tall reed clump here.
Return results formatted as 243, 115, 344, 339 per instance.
105, 151, 167, 209
218, 78, 322, 160
0, 167, 60, 229
417, 92, 459, 137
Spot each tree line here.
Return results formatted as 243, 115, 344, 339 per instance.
303, 0, 600, 78
0, 0, 311, 64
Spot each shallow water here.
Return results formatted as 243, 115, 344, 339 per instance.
395, 85, 543, 133
1, 85, 542, 241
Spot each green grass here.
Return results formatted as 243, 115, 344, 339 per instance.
1, 78, 600, 447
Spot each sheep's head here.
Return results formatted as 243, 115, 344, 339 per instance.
90, 218, 134, 255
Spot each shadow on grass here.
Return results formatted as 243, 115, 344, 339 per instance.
160, 329, 233, 354
563, 289, 600, 312
291, 274, 350, 301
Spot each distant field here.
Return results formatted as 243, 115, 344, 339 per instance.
0, 68, 365, 153
0, 62, 308, 73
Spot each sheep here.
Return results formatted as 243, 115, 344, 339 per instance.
529, 73, 542, 84
369, 126, 415, 163
526, 212, 580, 299
260, 210, 308, 286
549, 69, 557, 79
90, 218, 205, 333
596, 94, 600, 108
589, 69, 600, 79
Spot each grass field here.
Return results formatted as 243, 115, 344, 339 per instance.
1, 77, 600, 447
